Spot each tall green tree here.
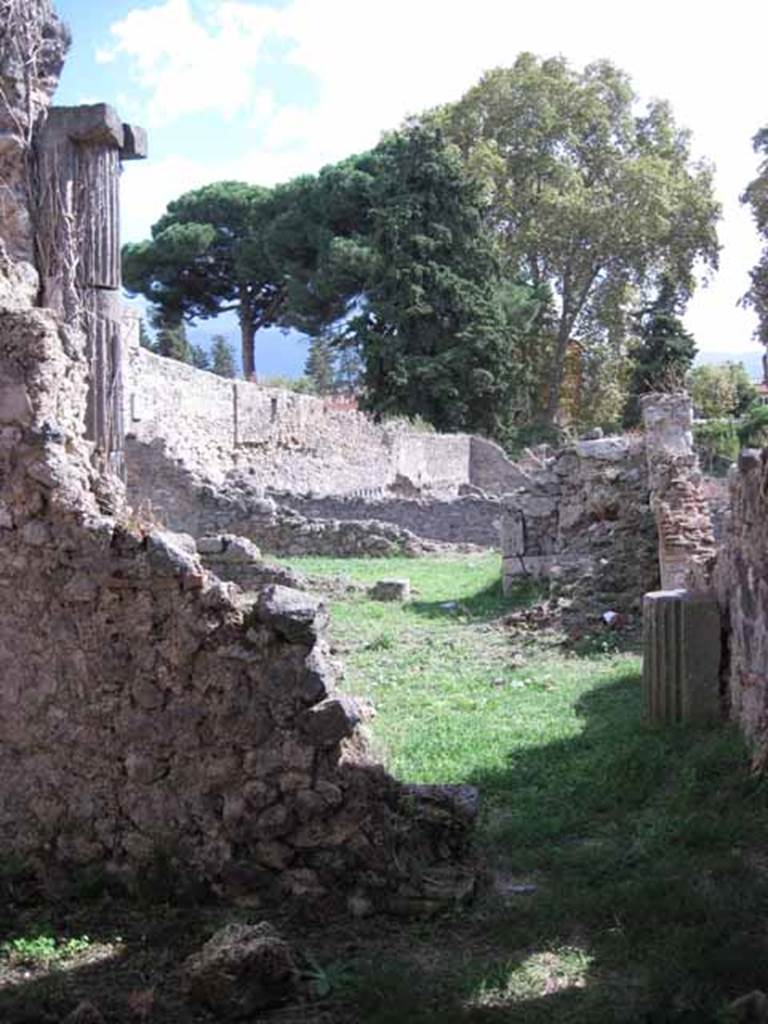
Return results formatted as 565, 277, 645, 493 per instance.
623, 278, 697, 426
340, 125, 519, 437
122, 181, 279, 381
742, 126, 768, 346
210, 334, 236, 378
432, 54, 720, 425
305, 336, 336, 393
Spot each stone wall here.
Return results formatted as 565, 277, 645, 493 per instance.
714, 450, 768, 755
469, 436, 530, 495
275, 492, 502, 548
641, 394, 717, 590
127, 345, 473, 496
125, 436, 439, 556
0, 0, 477, 914
0, 253, 475, 916
501, 435, 659, 622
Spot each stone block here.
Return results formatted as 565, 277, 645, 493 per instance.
255, 585, 327, 644
182, 923, 300, 1018
642, 589, 721, 724
370, 577, 411, 601
196, 535, 225, 555
302, 695, 360, 747
220, 534, 261, 562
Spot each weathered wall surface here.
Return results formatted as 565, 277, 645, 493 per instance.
714, 450, 768, 754
502, 436, 659, 620
469, 436, 530, 495
124, 436, 439, 556
641, 394, 717, 590
126, 345, 473, 496
0, 0, 69, 267
0, 1, 477, 913
277, 492, 502, 548
0, 300, 475, 911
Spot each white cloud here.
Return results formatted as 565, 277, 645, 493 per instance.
109, 0, 768, 351
101, 0, 281, 124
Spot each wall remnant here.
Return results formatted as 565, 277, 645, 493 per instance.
641, 393, 717, 590
501, 435, 659, 623
714, 449, 768, 758
0, 0, 478, 914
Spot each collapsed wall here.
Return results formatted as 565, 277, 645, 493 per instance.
501, 435, 659, 622
0, 0, 477, 912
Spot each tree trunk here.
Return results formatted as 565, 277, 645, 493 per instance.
541, 318, 571, 428
239, 288, 256, 382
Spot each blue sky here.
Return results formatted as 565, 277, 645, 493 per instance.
54, 0, 768, 376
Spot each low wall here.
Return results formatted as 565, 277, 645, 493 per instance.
275, 493, 502, 548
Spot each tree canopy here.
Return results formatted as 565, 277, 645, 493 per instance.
123, 55, 721, 442
429, 54, 720, 425
623, 278, 697, 426
123, 181, 279, 380
688, 362, 757, 420
742, 126, 768, 346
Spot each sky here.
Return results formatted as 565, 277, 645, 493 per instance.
54, 0, 768, 376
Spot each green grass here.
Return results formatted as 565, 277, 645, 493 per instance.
284, 553, 768, 1023
2, 552, 768, 1023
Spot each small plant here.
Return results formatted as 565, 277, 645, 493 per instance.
1, 933, 92, 966
301, 953, 356, 998
364, 632, 395, 651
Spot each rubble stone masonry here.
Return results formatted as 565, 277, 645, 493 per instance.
0, 0, 477, 913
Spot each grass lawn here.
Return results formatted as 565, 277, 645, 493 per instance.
284, 552, 768, 1023
2, 552, 768, 1023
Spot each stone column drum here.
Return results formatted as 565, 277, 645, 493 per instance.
642, 589, 721, 724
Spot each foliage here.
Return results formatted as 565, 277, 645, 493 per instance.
123, 181, 277, 379
304, 336, 336, 393
623, 278, 697, 426
741, 125, 768, 346
737, 402, 768, 449
432, 54, 720, 425
260, 374, 315, 393
694, 418, 740, 475
689, 361, 757, 419
340, 125, 521, 438
210, 333, 236, 378
2, 934, 92, 966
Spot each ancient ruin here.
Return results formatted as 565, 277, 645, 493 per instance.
0, 0, 476, 913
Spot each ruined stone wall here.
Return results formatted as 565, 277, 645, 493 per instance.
127, 345, 473, 496
276, 492, 502, 548
469, 436, 530, 495
641, 393, 717, 590
0, 0, 476, 912
714, 450, 768, 754
502, 435, 659, 621
124, 434, 438, 556
0, 260, 474, 913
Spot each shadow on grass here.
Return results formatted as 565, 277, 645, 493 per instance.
347, 672, 768, 1023
409, 576, 546, 625
3, 674, 768, 1024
